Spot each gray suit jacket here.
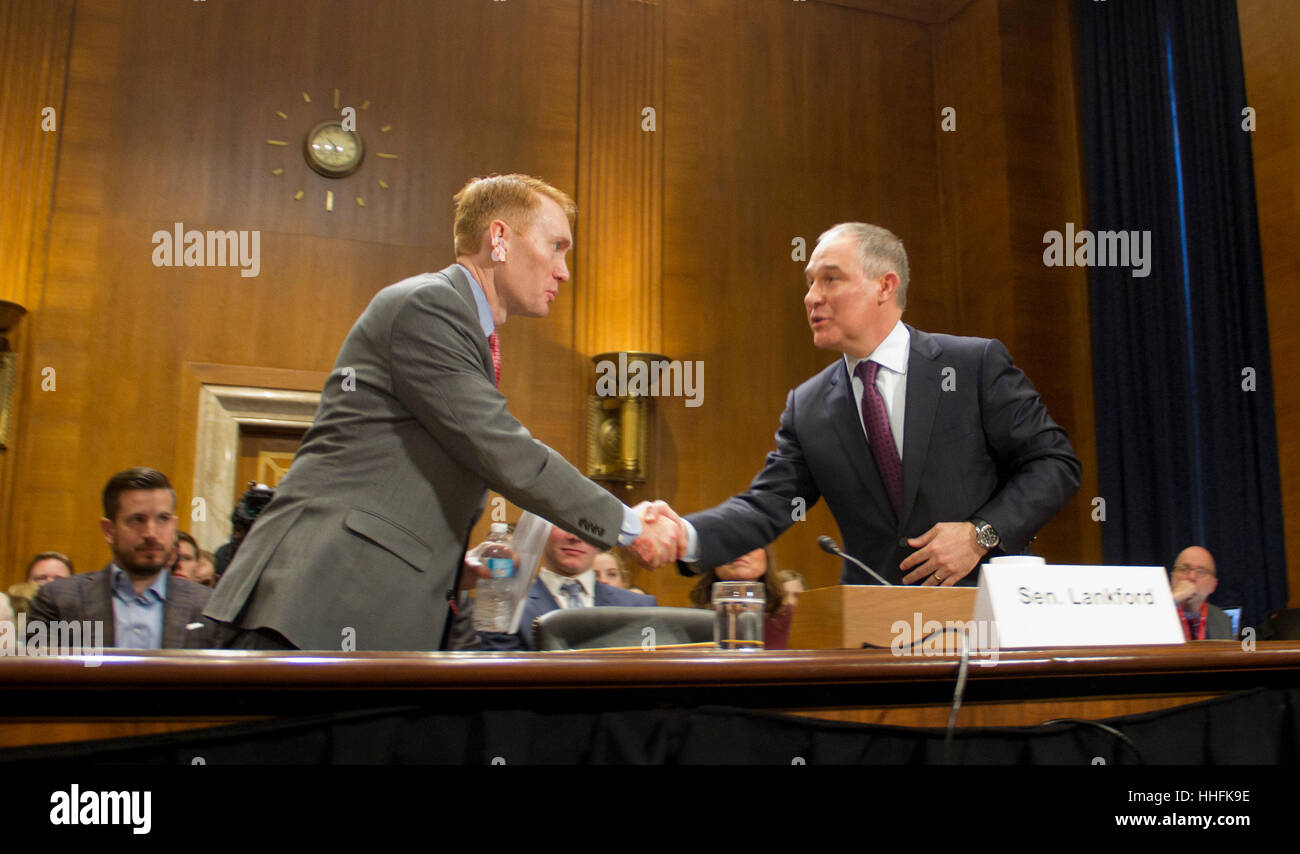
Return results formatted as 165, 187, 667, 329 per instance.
205, 265, 626, 651
685, 326, 1081, 584
28, 565, 214, 649
1203, 603, 1235, 640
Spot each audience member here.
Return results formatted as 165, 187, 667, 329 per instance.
28, 467, 215, 649
172, 531, 199, 581
478, 525, 656, 650
689, 546, 794, 649
26, 552, 74, 586
0, 592, 12, 624
593, 550, 630, 589
195, 550, 218, 588
777, 569, 806, 607
1169, 546, 1233, 641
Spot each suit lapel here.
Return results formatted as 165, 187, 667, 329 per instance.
900, 326, 943, 529
530, 577, 559, 611
443, 264, 495, 382
161, 579, 188, 649
90, 567, 116, 647
825, 360, 896, 524
593, 581, 611, 606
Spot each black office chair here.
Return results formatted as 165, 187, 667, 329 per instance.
533, 606, 715, 651
1263, 608, 1300, 640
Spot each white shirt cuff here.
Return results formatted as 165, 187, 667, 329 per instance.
617, 505, 642, 546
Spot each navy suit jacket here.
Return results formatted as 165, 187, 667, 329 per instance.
479, 577, 657, 650
686, 326, 1081, 585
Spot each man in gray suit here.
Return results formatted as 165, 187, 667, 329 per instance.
29, 467, 213, 649
206, 174, 683, 651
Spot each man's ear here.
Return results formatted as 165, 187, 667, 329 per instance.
877, 271, 901, 303
99, 517, 114, 547
1207, 577, 1219, 595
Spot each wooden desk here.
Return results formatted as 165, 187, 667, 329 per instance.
0, 642, 1294, 748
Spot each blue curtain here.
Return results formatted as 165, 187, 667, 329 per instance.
1077, 0, 1286, 629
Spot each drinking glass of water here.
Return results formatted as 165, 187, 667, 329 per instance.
712, 581, 765, 650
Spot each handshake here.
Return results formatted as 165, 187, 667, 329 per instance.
626, 500, 689, 569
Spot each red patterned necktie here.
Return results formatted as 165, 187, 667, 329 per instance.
854, 360, 903, 517
488, 331, 501, 386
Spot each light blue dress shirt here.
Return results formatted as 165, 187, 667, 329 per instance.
110, 564, 168, 649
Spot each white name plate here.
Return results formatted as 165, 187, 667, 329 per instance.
972, 564, 1185, 648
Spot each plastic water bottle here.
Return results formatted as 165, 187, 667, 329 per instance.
472, 523, 517, 632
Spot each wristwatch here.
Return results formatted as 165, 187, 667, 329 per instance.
970, 518, 1000, 550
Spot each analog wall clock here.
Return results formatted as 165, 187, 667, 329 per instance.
264, 89, 399, 212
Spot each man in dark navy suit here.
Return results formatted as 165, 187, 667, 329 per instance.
673, 223, 1081, 587
478, 525, 656, 650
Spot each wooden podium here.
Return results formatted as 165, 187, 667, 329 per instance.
788, 585, 978, 649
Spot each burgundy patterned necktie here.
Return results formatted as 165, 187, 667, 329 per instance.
488, 331, 501, 386
854, 360, 903, 516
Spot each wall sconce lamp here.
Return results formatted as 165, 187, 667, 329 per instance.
0, 300, 27, 450
586, 350, 668, 483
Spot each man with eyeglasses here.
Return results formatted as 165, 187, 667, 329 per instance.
1169, 546, 1233, 641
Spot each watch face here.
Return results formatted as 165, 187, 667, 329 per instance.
303, 121, 364, 177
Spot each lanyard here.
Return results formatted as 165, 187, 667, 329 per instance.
1179, 601, 1209, 641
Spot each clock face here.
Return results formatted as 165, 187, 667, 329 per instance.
303, 121, 364, 177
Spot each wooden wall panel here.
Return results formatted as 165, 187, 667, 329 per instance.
5, 0, 585, 583
994, 0, 1101, 563
0, 0, 75, 580
4, 0, 1105, 624
657, 0, 942, 603
0, 0, 73, 309
576, 0, 665, 358
1239, 0, 1300, 604
931, 0, 1100, 567
934, 0, 1015, 346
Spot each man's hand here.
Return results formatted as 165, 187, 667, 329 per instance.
458, 545, 492, 592
900, 522, 986, 586
1171, 578, 1196, 605
627, 500, 688, 568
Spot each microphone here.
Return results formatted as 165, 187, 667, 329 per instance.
818, 535, 892, 586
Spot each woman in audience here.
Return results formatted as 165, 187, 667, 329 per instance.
776, 569, 807, 607
592, 550, 630, 589
689, 546, 795, 649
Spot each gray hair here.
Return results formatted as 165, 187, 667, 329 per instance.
816, 223, 909, 310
